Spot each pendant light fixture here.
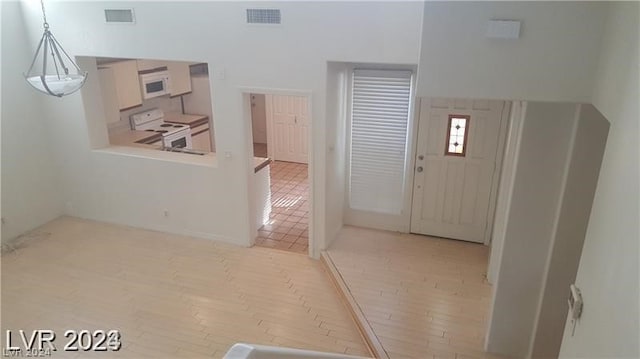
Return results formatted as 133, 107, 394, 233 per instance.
24, 0, 87, 97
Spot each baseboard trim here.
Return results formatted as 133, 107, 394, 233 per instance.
320, 251, 389, 359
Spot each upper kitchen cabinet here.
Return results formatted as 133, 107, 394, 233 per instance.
167, 61, 192, 97
136, 59, 167, 72
105, 60, 143, 111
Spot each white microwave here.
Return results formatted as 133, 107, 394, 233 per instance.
139, 71, 171, 99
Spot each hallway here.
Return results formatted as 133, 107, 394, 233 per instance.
327, 227, 504, 359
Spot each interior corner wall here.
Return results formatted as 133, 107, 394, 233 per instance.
486, 102, 578, 357
1, 1, 64, 242
531, 104, 609, 358
324, 62, 348, 249
417, 2, 607, 102
559, 2, 640, 357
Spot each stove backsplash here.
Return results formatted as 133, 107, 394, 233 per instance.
108, 95, 183, 136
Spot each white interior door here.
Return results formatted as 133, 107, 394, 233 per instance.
410, 98, 508, 243
267, 94, 309, 164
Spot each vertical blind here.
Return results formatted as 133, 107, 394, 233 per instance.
349, 69, 413, 214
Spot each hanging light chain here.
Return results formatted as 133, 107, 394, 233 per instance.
40, 0, 49, 30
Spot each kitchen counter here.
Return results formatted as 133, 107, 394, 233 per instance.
109, 130, 161, 147
163, 112, 209, 128
109, 129, 269, 171
254, 157, 271, 173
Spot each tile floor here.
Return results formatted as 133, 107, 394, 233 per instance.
255, 161, 309, 254
1, 217, 369, 358
328, 226, 505, 359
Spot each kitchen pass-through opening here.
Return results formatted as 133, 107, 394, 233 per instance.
84, 56, 216, 155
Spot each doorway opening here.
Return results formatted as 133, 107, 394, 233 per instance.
251, 93, 310, 254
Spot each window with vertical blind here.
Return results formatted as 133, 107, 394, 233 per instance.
349, 69, 413, 214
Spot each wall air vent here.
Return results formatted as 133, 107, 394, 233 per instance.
104, 9, 135, 24
486, 20, 521, 39
190, 63, 209, 76
246, 9, 281, 24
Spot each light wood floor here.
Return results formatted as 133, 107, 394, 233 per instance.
1, 217, 369, 358
328, 226, 505, 359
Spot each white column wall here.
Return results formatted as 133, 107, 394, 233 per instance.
486, 102, 579, 357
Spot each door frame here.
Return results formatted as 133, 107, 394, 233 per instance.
265, 94, 274, 160
241, 87, 314, 257
483, 101, 511, 245
408, 98, 511, 245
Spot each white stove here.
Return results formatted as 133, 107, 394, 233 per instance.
130, 108, 193, 149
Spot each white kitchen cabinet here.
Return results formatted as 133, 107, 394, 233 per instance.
97, 67, 120, 124
136, 59, 166, 72
167, 61, 192, 96
191, 123, 211, 152
107, 60, 142, 110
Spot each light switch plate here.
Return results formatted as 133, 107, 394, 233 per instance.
214, 68, 226, 80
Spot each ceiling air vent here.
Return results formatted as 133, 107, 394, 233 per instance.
104, 9, 135, 24
246, 9, 281, 25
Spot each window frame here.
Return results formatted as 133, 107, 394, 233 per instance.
445, 114, 470, 157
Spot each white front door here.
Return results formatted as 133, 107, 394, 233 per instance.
410, 98, 508, 243
266, 94, 309, 164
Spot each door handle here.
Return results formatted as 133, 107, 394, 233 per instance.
294, 116, 297, 124
416, 166, 423, 173
418, 155, 424, 160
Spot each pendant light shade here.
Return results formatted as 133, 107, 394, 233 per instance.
24, 0, 87, 97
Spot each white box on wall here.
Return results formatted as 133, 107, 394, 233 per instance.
487, 20, 521, 39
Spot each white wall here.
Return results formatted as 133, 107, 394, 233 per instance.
324, 63, 349, 247
1, 1, 64, 242
560, 2, 640, 357
486, 102, 579, 357
531, 104, 609, 358
17, 1, 423, 251
417, 2, 607, 102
